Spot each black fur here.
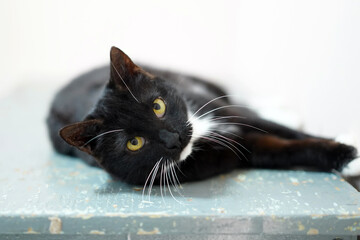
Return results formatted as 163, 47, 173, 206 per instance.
47, 47, 358, 185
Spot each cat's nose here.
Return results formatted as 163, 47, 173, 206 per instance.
159, 129, 180, 149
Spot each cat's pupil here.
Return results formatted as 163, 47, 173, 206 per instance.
130, 138, 138, 145
153, 103, 161, 110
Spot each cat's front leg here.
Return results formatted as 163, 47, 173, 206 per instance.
244, 133, 358, 173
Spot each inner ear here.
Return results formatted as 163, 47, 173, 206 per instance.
109, 46, 154, 89
59, 119, 102, 154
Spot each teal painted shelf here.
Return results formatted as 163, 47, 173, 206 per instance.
0, 85, 359, 239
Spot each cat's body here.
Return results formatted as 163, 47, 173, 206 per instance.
47, 47, 359, 185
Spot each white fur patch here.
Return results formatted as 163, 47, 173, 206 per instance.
179, 111, 214, 162
341, 158, 360, 177
336, 134, 360, 177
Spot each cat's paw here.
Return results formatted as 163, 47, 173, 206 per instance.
341, 157, 360, 177
336, 134, 360, 177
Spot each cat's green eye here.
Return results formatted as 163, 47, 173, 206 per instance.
153, 98, 166, 118
127, 137, 145, 151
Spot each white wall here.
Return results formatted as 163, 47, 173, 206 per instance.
1, 0, 359, 138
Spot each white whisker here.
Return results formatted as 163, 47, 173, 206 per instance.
160, 163, 165, 204
188, 104, 250, 126
148, 159, 162, 201
186, 95, 234, 124
193, 134, 242, 160
169, 162, 185, 196
216, 122, 267, 133
216, 129, 244, 140
208, 133, 249, 161
142, 158, 162, 203
209, 116, 246, 122
82, 129, 124, 147
165, 160, 184, 205
209, 131, 251, 154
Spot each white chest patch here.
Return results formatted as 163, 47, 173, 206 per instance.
179, 111, 214, 162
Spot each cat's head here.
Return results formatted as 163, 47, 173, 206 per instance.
59, 47, 192, 184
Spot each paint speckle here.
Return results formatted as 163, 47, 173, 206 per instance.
113, 204, 118, 208
48, 216, 62, 234
211, 207, 227, 213
137, 228, 161, 235
234, 174, 246, 182
289, 177, 299, 186
335, 187, 340, 191
307, 228, 319, 235
133, 187, 142, 191
69, 171, 79, 177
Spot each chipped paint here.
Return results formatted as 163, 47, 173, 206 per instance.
137, 228, 161, 235
344, 226, 360, 232
48, 216, 62, 234
337, 214, 360, 219
75, 214, 94, 220
307, 228, 319, 235
311, 214, 325, 219
25, 227, 39, 234
105, 213, 129, 218
90, 230, 105, 235
297, 223, 305, 231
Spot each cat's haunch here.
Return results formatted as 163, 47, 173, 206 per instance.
47, 46, 360, 186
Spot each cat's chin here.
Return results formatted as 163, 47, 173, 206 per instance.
179, 142, 193, 162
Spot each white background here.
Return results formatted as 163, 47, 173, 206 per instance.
1, 0, 359, 139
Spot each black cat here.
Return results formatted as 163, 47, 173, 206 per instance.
47, 46, 359, 185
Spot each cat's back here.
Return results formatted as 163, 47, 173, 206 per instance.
47, 66, 109, 156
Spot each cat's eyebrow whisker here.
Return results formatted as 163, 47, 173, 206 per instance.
187, 104, 250, 126
111, 61, 140, 103
81, 129, 124, 147
147, 158, 162, 202
142, 158, 162, 203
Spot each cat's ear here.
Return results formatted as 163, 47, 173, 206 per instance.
59, 119, 102, 155
109, 46, 154, 88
